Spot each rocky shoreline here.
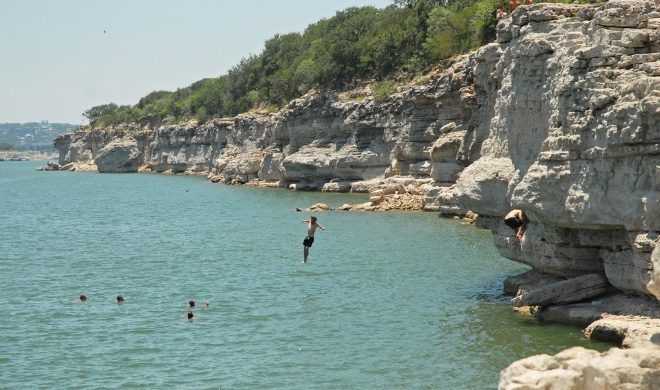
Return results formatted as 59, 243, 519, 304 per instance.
54, 1, 659, 386
0, 151, 58, 162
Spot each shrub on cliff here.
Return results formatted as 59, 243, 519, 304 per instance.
372, 80, 397, 102
425, 0, 498, 60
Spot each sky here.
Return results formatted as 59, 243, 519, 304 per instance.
0, 0, 391, 124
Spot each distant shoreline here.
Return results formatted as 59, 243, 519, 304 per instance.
0, 151, 58, 162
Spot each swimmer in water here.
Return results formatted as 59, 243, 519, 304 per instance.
189, 300, 195, 310
79, 295, 87, 302
116, 295, 124, 304
301, 216, 325, 263
187, 312, 195, 321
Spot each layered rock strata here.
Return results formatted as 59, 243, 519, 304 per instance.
437, 0, 659, 304
56, 0, 659, 365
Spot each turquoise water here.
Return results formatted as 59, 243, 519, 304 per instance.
0, 162, 610, 388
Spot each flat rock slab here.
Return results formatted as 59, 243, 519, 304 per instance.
512, 273, 611, 307
537, 292, 660, 326
504, 269, 565, 295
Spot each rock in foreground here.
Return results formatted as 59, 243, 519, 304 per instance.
499, 345, 660, 390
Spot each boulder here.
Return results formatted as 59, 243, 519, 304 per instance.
585, 314, 660, 347
296, 203, 330, 212
499, 345, 660, 390
449, 158, 515, 216
429, 131, 465, 161
47, 161, 60, 170
94, 140, 140, 173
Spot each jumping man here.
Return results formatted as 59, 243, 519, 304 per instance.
301, 216, 324, 263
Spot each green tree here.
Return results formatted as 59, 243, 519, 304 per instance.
424, 1, 494, 60
83, 103, 118, 125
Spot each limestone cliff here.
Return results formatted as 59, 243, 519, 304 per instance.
56, 1, 659, 301
449, 0, 660, 303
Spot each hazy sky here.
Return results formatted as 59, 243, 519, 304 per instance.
0, 0, 391, 124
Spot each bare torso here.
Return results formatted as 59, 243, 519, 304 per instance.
307, 222, 319, 237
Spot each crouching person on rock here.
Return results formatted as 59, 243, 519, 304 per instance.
504, 209, 527, 240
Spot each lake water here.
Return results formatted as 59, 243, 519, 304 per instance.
0, 162, 610, 388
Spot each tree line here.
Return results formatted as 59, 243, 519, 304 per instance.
84, 0, 605, 127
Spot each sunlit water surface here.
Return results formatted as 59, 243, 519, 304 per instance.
0, 162, 609, 388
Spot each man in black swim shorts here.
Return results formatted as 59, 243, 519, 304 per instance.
301, 216, 324, 263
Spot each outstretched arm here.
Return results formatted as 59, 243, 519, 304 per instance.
303, 220, 309, 223
318, 224, 325, 230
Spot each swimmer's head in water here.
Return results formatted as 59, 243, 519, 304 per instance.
504, 217, 523, 229
189, 300, 195, 308
310, 216, 317, 222
187, 312, 194, 320
116, 295, 124, 303
79, 295, 87, 302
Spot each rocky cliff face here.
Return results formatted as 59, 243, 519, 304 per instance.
55, 1, 659, 303
55, 61, 475, 190
444, 0, 659, 303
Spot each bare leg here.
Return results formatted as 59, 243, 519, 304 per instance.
303, 246, 309, 263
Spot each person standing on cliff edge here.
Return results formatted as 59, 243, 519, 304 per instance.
301, 216, 324, 264
504, 209, 527, 240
